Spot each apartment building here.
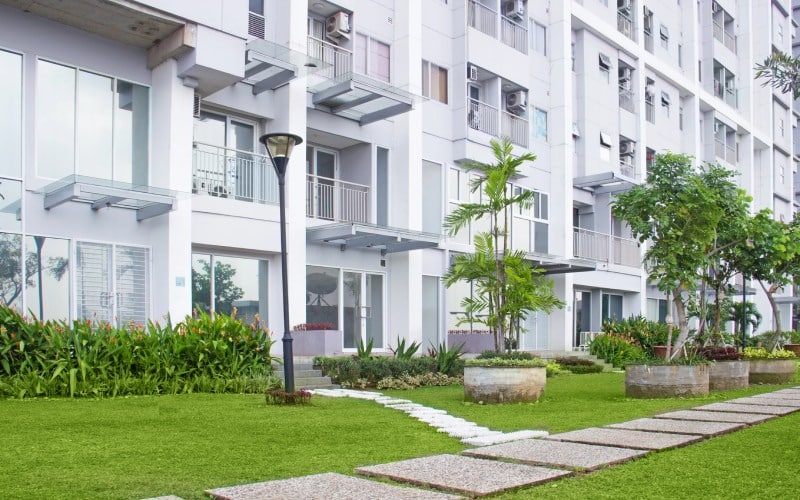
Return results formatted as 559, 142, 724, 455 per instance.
0, 0, 793, 356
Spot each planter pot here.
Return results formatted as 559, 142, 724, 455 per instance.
625, 364, 709, 398
653, 346, 668, 359
448, 333, 495, 354
784, 344, 800, 356
708, 360, 749, 391
748, 359, 797, 384
464, 365, 546, 403
291, 330, 343, 357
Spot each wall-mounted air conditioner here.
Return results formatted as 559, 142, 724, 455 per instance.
620, 141, 636, 156
506, 90, 527, 113
326, 11, 350, 40
503, 0, 525, 20
618, 0, 632, 13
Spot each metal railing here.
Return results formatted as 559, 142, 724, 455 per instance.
714, 80, 738, 108
192, 142, 278, 203
645, 99, 655, 123
467, 98, 500, 137
714, 139, 726, 160
619, 161, 635, 178
726, 143, 736, 164
467, 0, 497, 38
501, 110, 529, 147
713, 21, 736, 52
501, 16, 528, 54
307, 36, 353, 79
306, 174, 369, 223
619, 85, 635, 112
612, 235, 640, 267
573, 228, 609, 262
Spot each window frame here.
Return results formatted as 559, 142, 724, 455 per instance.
421, 59, 449, 104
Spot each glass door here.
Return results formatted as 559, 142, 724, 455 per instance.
306, 146, 338, 220
342, 271, 384, 350
229, 120, 256, 201
574, 290, 591, 349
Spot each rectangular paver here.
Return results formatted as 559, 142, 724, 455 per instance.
654, 410, 775, 424
606, 417, 745, 436
356, 454, 571, 497
728, 396, 800, 407
206, 473, 459, 500
695, 402, 799, 415
463, 438, 648, 471
545, 427, 702, 450
462, 430, 549, 447
752, 391, 800, 400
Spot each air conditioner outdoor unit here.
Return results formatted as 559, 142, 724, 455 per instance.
503, 0, 525, 20
193, 92, 201, 118
618, 0, 632, 13
620, 141, 636, 156
326, 11, 350, 40
506, 90, 527, 113
468, 64, 479, 81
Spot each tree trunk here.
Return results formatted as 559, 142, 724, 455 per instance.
670, 288, 691, 360
759, 280, 782, 351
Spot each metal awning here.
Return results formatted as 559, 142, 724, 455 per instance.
309, 73, 415, 125
307, 222, 440, 254
246, 39, 330, 93
41, 176, 176, 221
525, 253, 597, 274
573, 171, 638, 194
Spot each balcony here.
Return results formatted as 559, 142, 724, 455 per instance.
713, 80, 737, 108
501, 16, 528, 54
468, 98, 500, 137
468, 0, 527, 54
619, 85, 634, 113
501, 110, 529, 148
468, 0, 498, 38
192, 142, 278, 204
712, 21, 736, 53
307, 36, 352, 80
715, 139, 737, 164
617, 12, 635, 41
306, 174, 369, 223
619, 161, 636, 179
573, 228, 639, 267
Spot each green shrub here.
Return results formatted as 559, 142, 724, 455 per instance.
553, 356, 595, 366
545, 361, 563, 377
589, 333, 646, 367
743, 347, 797, 360
476, 350, 534, 360
560, 363, 604, 374
375, 372, 461, 390
314, 356, 440, 387
602, 315, 671, 358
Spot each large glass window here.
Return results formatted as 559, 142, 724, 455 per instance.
0, 232, 22, 310
422, 60, 448, 104
512, 186, 549, 253
602, 293, 623, 323
355, 34, 390, 82
533, 108, 548, 140
422, 160, 443, 234
0, 179, 22, 232
0, 50, 22, 178
37, 60, 149, 183
422, 275, 440, 348
25, 236, 70, 321
192, 253, 268, 325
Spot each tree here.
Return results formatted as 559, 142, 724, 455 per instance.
612, 153, 751, 358
755, 52, 800, 99
727, 300, 761, 346
443, 138, 564, 352
192, 260, 244, 315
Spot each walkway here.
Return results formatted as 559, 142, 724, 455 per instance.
150, 387, 800, 499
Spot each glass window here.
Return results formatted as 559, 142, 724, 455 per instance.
0, 232, 22, 311
602, 293, 623, 322
0, 178, 22, 231
647, 298, 667, 323
355, 34, 390, 82
76, 71, 114, 179
422, 275, 440, 348
192, 253, 267, 324
0, 50, 22, 178
37, 61, 76, 179
422, 60, 448, 104
306, 265, 340, 329
25, 236, 70, 321
533, 108, 548, 139
422, 160, 443, 234
530, 20, 547, 55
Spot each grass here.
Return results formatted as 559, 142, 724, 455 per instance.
2, 370, 798, 499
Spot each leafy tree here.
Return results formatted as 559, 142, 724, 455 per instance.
192, 260, 244, 315
612, 153, 751, 358
755, 52, 800, 98
443, 138, 563, 352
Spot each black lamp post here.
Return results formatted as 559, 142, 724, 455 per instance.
259, 132, 303, 393
741, 274, 747, 350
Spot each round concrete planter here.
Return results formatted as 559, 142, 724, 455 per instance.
625, 364, 709, 398
463, 365, 546, 403
708, 360, 749, 391
748, 359, 797, 384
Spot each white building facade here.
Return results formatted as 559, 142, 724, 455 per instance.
0, 0, 794, 355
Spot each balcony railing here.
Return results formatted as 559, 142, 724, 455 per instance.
468, 98, 500, 137
645, 98, 655, 123
619, 85, 634, 112
192, 142, 278, 203
617, 13, 634, 41
619, 161, 635, 178
501, 16, 528, 54
712, 21, 736, 52
501, 110, 529, 148
306, 174, 369, 223
467, 0, 498, 38
714, 80, 738, 108
574, 228, 639, 267
714, 139, 737, 164
307, 36, 353, 79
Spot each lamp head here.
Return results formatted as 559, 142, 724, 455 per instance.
259, 133, 303, 177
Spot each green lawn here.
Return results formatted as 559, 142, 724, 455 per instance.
2, 372, 798, 499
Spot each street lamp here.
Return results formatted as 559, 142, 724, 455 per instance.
259, 132, 303, 393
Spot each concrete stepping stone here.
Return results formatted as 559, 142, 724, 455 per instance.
606, 418, 745, 436
694, 402, 799, 416
654, 410, 775, 424
142, 496, 184, 500
545, 427, 702, 450
378, 399, 413, 405
463, 438, 647, 471
728, 396, 800, 407
408, 409, 449, 416
206, 473, 458, 500
438, 426, 499, 439
462, 430, 549, 447
753, 391, 800, 400
356, 454, 571, 497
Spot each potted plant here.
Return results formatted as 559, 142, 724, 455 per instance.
743, 347, 797, 384
698, 345, 749, 390
624, 355, 711, 399
783, 331, 800, 356
463, 353, 547, 403
291, 323, 343, 357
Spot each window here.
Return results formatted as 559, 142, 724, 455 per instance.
355, 34, 390, 82
661, 91, 671, 116
248, 0, 265, 38
599, 53, 612, 71
512, 186, 549, 254
36, 60, 149, 184
779, 118, 785, 137
678, 44, 683, 67
533, 108, 548, 140
0, 49, 22, 178
600, 132, 612, 147
530, 20, 547, 55
192, 253, 268, 325
679, 106, 684, 130
0, 232, 22, 311
422, 60, 448, 104
660, 24, 669, 49
602, 293, 623, 322
647, 298, 667, 323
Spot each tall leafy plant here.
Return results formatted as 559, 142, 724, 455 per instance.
443, 138, 563, 352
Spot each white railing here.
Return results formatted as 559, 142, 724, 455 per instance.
617, 13, 634, 40
306, 174, 369, 223
619, 85, 634, 112
726, 143, 736, 164
573, 228, 609, 262
501, 16, 528, 54
467, 0, 497, 38
619, 161, 635, 178
715, 139, 726, 160
714, 80, 738, 108
468, 98, 499, 137
501, 111, 529, 148
613, 235, 640, 267
713, 21, 736, 52
307, 36, 353, 79
192, 142, 278, 203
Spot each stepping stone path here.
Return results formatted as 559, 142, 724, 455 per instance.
180, 386, 800, 499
